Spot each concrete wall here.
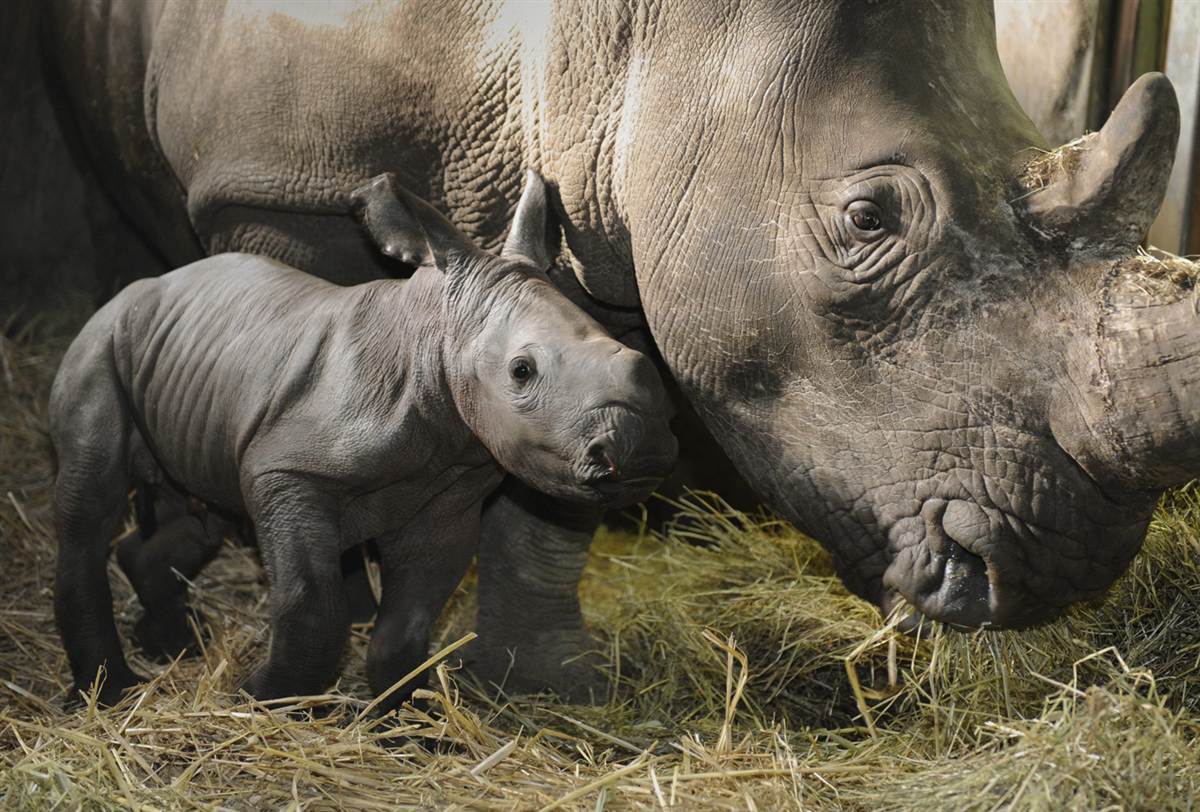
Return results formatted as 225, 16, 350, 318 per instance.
994, 0, 1108, 145
0, 0, 99, 317
1147, 1, 1200, 255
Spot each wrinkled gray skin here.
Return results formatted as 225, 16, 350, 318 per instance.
49, 171, 676, 706
44, 1, 1195, 698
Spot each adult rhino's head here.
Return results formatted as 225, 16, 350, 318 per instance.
558, 2, 1190, 628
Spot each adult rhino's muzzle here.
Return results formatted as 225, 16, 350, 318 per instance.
882, 496, 1099, 632
881, 498, 1012, 632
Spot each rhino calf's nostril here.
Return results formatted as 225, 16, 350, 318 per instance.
587, 440, 619, 479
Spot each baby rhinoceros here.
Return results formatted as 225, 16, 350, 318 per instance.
50, 171, 677, 708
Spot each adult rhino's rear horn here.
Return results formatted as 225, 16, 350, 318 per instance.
1024, 72, 1180, 251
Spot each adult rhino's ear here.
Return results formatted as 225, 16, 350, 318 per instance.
349, 173, 478, 271
501, 170, 557, 271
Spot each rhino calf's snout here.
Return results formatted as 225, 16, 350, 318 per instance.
582, 421, 676, 481
555, 342, 676, 505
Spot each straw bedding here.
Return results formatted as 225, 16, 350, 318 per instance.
3, 310, 1199, 810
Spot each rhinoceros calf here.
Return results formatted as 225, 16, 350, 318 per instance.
49, 172, 677, 707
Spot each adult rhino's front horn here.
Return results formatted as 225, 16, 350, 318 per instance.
1024, 72, 1180, 251
1042, 72, 1200, 495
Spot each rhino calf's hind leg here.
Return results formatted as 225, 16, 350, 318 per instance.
116, 505, 224, 662
52, 366, 144, 706
341, 544, 379, 624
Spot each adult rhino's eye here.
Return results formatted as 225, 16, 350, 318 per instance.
847, 201, 885, 236
509, 357, 536, 383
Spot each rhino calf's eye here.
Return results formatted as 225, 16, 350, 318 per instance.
847, 201, 885, 236
509, 357, 536, 383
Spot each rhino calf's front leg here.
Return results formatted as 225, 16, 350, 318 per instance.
244, 476, 350, 700
366, 492, 483, 713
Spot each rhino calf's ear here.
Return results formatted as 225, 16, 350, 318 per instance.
501, 170, 557, 271
349, 172, 480, 271
349, 173, 434, 267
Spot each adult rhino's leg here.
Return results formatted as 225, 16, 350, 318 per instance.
40, 5, 201, 295
472, 479, 606, 702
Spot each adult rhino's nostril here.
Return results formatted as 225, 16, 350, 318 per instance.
586, 439, 619, 480
942, 500, 991, 553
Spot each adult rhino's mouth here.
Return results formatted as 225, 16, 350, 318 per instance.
880, 498, 1005, 629
879, 498, 994, 630
870, 440, 1153, 631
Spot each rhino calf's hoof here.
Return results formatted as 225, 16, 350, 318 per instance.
132, 605, 208, 662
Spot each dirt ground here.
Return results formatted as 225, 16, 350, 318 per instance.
2, 313, 1199, 810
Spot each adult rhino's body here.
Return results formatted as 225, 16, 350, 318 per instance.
44, 1, 1196, 696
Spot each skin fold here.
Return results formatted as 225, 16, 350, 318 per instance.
41, 1, 1196, 697
49, 172, 676, 706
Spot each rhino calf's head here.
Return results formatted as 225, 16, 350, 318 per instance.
351, 171, 677, 508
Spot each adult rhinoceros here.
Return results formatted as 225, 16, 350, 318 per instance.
43, 0, 1192, 699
